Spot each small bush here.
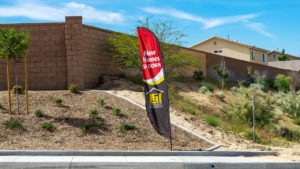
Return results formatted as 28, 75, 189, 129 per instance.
97, 99, 106, 107
2, 118, 23, 129
89, 108, 99, 119
12, 85, 23, 94
200, 82, 216, 92
117, 123, 137, 133
274, 74, 292, 92
0, 102, 3, 109
199, 86, 209, 94
112, 108, 122, 116
205, 115, 220, 127
53, 98, 63, 106
193, 70, 204, 81
34, 109, 44, 117
69, 83, 80, 93
294, 118, 300, 125
80, 121, 106, 134
39, 121, 54, 131
230, 86, 238, 92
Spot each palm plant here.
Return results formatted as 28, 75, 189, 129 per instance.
0, 28, 30, 114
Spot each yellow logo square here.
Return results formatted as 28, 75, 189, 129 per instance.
149, 93, 162, 104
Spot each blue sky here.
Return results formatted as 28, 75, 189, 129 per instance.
0, 0, 299, 56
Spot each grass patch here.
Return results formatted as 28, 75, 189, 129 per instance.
89, 108, 99, 119
294, 117, 300, 125
2, 118, 23, 129
97, 99, 106, 107
112, 108, 122, 117
80, 121, 106, 134
34, 109, 44, 117
53, 97, 63, 106
39, 121, 54, 131
205, 115, 220, 127
117, 123, 137, 133
69, 83, 80, 93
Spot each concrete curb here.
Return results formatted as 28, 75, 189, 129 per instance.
0, 150, 277, 157
102, 90, 222, 151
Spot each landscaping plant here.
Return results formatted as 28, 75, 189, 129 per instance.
2, 118, 23, 129
117, 123, 137, 133
97, 99, 106, 107
274, 74, 292, 92
69, 83, 80, 93
89, 108, 99, 119
112, 107, 122, 117
53, 98, 63, 106
34, 109, 44, 117
0, 28, 30, 114
212, 59, 229, 90
39, 121, 54, 131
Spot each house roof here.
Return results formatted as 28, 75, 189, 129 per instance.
191, 36, 269, 52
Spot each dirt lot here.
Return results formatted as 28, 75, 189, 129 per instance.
0, 90, 210, 150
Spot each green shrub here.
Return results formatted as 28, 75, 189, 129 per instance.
0, 102, 3, 109
274, 74, 292, 92
117, 123, 137, 133
205, 115, 220, 127
89, 108, 99, 119
12, 85, 23, 94
53, 98, 63, 106
275, 92, 300, 118
294, 118, 300, 125
34, 109, 44, 117
2, 118, 23, 129
222, 85, 276, 128
69, 83, 80, 93
39, 121, 54, 131
212, 63, 229, 89
97, 99, 106, 107
200, 82, 216, 92
80, 121, 106, 134
193, 70, 204, 81
230, 86, 239, 92
199, 86, 209, 94
112, 108, 122, 116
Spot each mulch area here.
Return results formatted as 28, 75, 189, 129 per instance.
0, 90, 211, 150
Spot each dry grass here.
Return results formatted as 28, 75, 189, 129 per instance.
0, 90, 210, 150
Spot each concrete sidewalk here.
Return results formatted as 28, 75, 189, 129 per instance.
0, 151, 298, 169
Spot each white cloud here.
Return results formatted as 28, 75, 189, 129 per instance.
142, 7, 259, 29
0, 1, 124, 24
244, 21, 275, 38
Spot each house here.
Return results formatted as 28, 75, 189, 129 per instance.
268, 50, 299, 61
191, 36, 299, 64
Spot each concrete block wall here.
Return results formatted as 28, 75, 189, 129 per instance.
0, 23, 67, 90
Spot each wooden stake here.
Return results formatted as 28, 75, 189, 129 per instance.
6, 59, 11, 114
24, 51, 29, 115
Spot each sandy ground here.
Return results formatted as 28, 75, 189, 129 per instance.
0, 90, 210, 150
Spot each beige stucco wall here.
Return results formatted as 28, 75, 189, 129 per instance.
250, 49, 269, 64
192, 38, 251, 62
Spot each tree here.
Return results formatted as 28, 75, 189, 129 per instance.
277, 49, 289, 61
106, 17, 198, 80
274, 74, 292, 92
0, 28, 30, 114
212, 59, 229, 90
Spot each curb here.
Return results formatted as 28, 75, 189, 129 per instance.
0, 150, 277, 157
